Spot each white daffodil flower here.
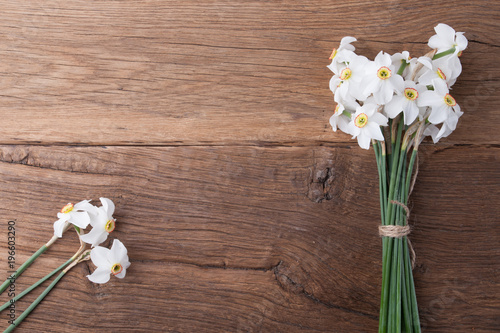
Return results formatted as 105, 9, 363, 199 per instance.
329, 102, 353, 135
348, 103, 388, 150
362, 51, 404, 105
417, 79, 461, 126
417, 56, 456, 87
385, 80, 426, 125
53, 200, 98, 238
80, 198, 116, 247
391, 51, 417, 77
428, 23, 467, 54
329, 53, 370, 104
87, 239, 131, 284
327, 36, 357, 67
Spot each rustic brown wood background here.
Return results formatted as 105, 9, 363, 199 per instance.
0, 1, 498, 332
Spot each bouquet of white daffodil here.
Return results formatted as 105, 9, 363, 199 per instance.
328, 23, 467, 332
0, 198, 130, 332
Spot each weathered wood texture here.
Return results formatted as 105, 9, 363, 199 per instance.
0, 1, 498, 145
0, 0, 498, 332
0, 145, 498, 332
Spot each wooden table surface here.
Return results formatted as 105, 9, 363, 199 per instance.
0, 1, 499, 332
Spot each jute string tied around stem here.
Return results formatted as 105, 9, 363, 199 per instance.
378, 200, 416, 269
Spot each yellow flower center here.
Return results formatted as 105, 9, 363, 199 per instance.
105, 219, 116, 233
355, 113, 368, 128
334, 104, 341, 115
111, 263, 123, 276
60, 203, 74, 214
457, 50, 462, 57
340, 68, 352, 81
444, 93, 456, 106
404, 88, 418, 101
437, 68, 447, 80
377, 67, 391, 80
329, 48, 338, 60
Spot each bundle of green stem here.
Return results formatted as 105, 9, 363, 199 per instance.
373, 117, 425, 333
0, 229, 87, 332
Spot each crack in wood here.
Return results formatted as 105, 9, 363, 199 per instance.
273, 262, 377, 319
135, 259, 283, 273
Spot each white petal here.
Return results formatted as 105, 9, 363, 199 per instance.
424, 124, 440, 143
109, 239, 129, 264
365, 123, 385, 141
428, 104, 450, 124
348, 122, 360, 137
432, 78, 449, 96
404, 102, 419, 125
434, 23, 456, 46
100, 197, 115, 217
69, 211, 91, 229
375, 51, 391, 67
362, 76, 380, 97
329, 114, 339, 132
385, 97, 404, 119
370, 112, 388, 127
329, 76, 341, 93
389, 75, 404, 93
90, 246, 111, 268
455, 33, 468, 51
417, 91, 442, 107
340, 36, 357, 51
338, 116, 353, 135
87, 266, 111, 284
74, 200, 99, 216
57, 212, 70, 220
80, 226, 108, 247
357, 131, 371, 150
428, 34, 443, 50
377, 81, 394, 105
53, 219, 68, 238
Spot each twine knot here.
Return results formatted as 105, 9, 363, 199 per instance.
378, 224, 411, 238
378, 200, 416, 269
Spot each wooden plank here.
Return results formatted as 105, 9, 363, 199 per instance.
0, 1, 498, 145
0, 144, 498, 332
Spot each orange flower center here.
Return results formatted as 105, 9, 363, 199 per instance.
444, 93, 456, 106
404, 88, 418, 101
105, 219, 116, 233
111, 263, 123, 276
377, 67, 391, 80
329, 48, 338, 60
437, 68, 447, 80
60, 203, 74, 214
340, 68, 352, 81
355, 113, 368, 128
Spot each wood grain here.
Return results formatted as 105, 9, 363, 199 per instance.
0, 1, 499, 332
0, 0, 498, 145
0, 145, 498, 332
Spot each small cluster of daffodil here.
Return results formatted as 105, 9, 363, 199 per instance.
328, 23, 467, 149
54, 198, 130, 283
0, 199, 130, 332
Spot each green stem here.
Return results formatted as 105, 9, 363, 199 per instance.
397, 60, 408, 75
386, 120, 404, 226
0, 258, 73, 312
3, 271, 66, 333
432, 47, 456, 60
404, 149, 421, 332
379, 120, 404, 332
0, 245, 49, 295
